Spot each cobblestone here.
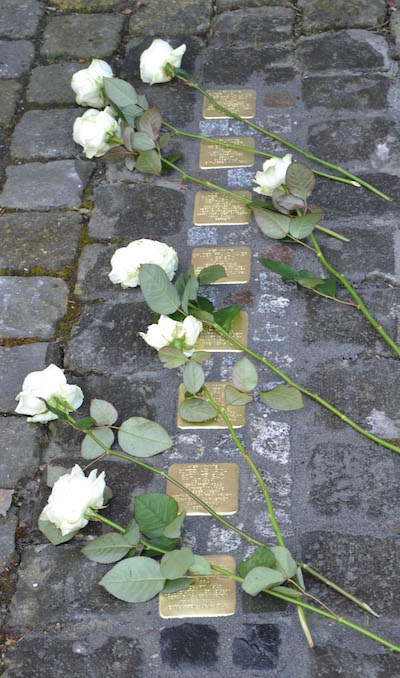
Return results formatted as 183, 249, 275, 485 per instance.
26, 63, 85, 105
0, 39, 34, 78
302, 74, 390, 112
0, 79, 21, 125
41, 15, 123, 58
211, 7, 295, 49
296, 30, 391, 73
10, 109, 83, 161
128, 0, 212, 37
0, 512, 18, 570
0, 417, 41, 487
0, 343, 49, 412
0, 0, 43, 39
298, 0, 387, 33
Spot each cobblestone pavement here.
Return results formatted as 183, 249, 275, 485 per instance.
1, 1, 400, 676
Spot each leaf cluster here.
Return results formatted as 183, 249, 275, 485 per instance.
258, 258, 336, 298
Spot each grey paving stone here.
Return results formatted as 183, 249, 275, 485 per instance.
298, 0, 386, 33
296, 30, 391, 73
311, 174, 400, 219
201, 47, 293, 85
27, 63, 85, 105
217, 0, 286, 9
0, 343, 49, 412
211, 7, 295, 48
0, 212, 82, 272
0, 40, 34, 79
128, 0, 212, 37
74, 243, 118, 301
309, 645, 400, 677
0, 416, 41, 486
0, 79, 21, 125
0, 160, 92, 210
390, 14, 400, 58
0, 0, 43, 39
49, 0, 123, 8
302, 74, 390, 111
10, 109, 82, 161
88, 184, 185, 239
160, 623, 219, 668
0, 512, 18, 569
232, 624, 281, 670
41, 15, 123, 59
0, 277, 69, 339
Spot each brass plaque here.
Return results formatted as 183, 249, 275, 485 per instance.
199, 137, 255, 169
159, 554, 236, 618
166, 463, 239, 516
202, 89, 257, 119
193, 191, 251, 226
195, 311, 248, 353
191, 247, 251, 284
177, 382, 245, 429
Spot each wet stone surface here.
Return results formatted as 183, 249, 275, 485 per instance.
26, 63, 85, 105
10, 109, 83, 161
128, 0, 212, 37
232, 623, 281, 669
201, 47, 292, 85
212, 7, 295, 49
296, 31, 391, 73
0, 417, 41, 488
0, 343, 49, 412
160, 623, 219, 668
0, 79, 21, 125
41, 15, 124, 58
302, 74, 390, 112
298, 0, 387, 33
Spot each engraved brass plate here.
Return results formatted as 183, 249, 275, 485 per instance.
177, 382, 245, 429
193, 191, 251, 226
202, 89, 257, 119
166, 463, 239, 516
191, 247, 251, 284
199, 137, 255, 169
195, 311, 248, 353
159, 554, 236, 618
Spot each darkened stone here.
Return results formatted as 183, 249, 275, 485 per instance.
241, 588, 291, 614
202, 48, 292, 85
0, 343, 49, 412
74, 244, 118, 301
0, 277, 69, 339
0, 212, 82, 272
41, 15, 123, 58
298, 0, 386, 33
296, 31, 391, 73
50, 0, 123, 8
11, 109, 82, 161
0, 79, 21, 125
264, 91, 295, 108
128, 0, 212, 37
160, 623, 219, 668
232, 624, 281, 669
302, 74, 390, 111
27, 63, 85, 105
0, 0, 43, 39
0, 512, 18, 569
212, 7, 294, 48
391, 14, 400, 58
0, 40, 34, 79
88, 184, 185, 239
0, 417, 41, 488
217, 0, 288, 9
309, 645, 400, 677
311, 174, 400, 219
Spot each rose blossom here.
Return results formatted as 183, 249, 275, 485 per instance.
71, 59, 113, 108
252, 154, 293, 197
139, 315, 203, 356
15, 364, 83, 423
108, 239, 178, 288
73, 106, 121, 159
140, 39, 186, 85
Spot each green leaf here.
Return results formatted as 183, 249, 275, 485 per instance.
314, 277, 336, 297
137, 107, 162, 141
296, 566, 305, 590
286, 162, 315, 201
122, 125, 135, 151
160, 547, 194, 580
90, 399, 118, 426
159, 132, 172, 149
161, 153, 182, 174
81, 533, 133, 564
46, 464, 71, 488
39, 398, 69, 421
252, 207, 290, 240
163, 578, 195, 593
163, 510, 187, 539
122, 103, 143, 126
174, 271, 191, 297
158, 345, 188, 369
289, 212, 322, 239
118, 416, 173, 458
242, 566, 285, 595
38, 518, 79, 545
271, 187, 290, 215
272, 585, 302, 598
225, 385, 253, 406
125, 156, 136, 171
197, 296, 214, 313
270, 546, 298, 578
190, 351, 211, 363
139, 263, 181, 315
134, 493, 178, 538
189, 555, 212, 575
136, 149, 162, 175
183, 362, 204, 395
123, 522, 140, 546
81, 428, 114, 459
103, 77, 138, 108
142, 535, 178, 558
258, 258, 299, 282
99, 556, 165, 603
137, 94, 149, 110
179, 398, 217, 423
296, 269, 322, 289
74, 416, 97, 430
197, 265, 227, 285
213, 305, 241, 332
132, 132, 156, 151
259, 385, 304, 411
274, 191, 305, 212
237, 546, 276, 579
191, 310, 214, 323
232, 357, 258, 392
181, 275, 199, 314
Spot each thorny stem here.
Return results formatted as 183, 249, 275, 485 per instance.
174, 75, 391, 202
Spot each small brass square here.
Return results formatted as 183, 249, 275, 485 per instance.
177, 382, 245, 429
166, 463, 239, 516
159, 554, 236, 618
202, 89, 256, 119
195, 311, 248, 353
193, 191, 251, 226
199, 137, 255, 169
191, 247, 251, 284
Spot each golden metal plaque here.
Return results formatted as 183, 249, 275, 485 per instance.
202, 89, 257, 119
177, 382, 245, 429
159, 554, 236, 618
193, 191, 251, 226
191, 247, 251, 284
195, 311, 248, 353
199, 137, 255, 169
166, 463, 239, 516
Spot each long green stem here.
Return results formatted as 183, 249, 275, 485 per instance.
310, 233, 400, 358
174, 75, 391, 202
211, 322, 400, 455
160, 156, 349, 243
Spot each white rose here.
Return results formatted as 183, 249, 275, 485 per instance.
140, 39, 186, 85
71, 59, 113, 108
40, 465, 106, 536
73, 106, 121, 159
139, 314, 203, 356
108, 239, 178, 288
15, 364, 83, 423
252, 153, 293, 197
